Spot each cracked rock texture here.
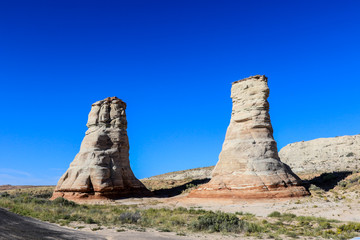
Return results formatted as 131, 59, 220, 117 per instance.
279, 135, 360, 174
189, 75, 309, 199
51, 97, 150, 201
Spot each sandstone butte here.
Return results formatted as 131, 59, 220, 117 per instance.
188, 75, 310, 199
51, 97, 151, 201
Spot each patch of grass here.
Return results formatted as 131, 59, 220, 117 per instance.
91, 226, 102, 231
268, 211, 281, 218
118, 211, 141, 224
338, 222, 360, 232
191, 211, 262, 233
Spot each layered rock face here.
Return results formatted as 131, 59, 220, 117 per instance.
189, 75, 309, 199
51, 97, 150, 201
279, 135, 360, 174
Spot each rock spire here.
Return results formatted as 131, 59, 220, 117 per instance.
51, 97, 150, 201
189, 75, 309, 198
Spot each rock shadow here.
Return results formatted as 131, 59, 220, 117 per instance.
152, 178, 210, 198
306, 171, 353, 191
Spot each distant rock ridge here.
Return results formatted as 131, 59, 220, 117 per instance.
141, 166, 214, 181
189, 75, 309, 199
51, 97, 151, 201
279, 134, 360, 174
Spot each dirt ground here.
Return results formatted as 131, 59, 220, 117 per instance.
107, 192, 360, 223
1, 171, 359, 239
106, 172, 360, 223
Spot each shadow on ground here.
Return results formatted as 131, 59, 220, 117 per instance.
306, 171, 353, 191
0, 208, 104, 240
152, 178, 210, 197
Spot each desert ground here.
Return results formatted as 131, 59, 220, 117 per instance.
1, 169, 360, 240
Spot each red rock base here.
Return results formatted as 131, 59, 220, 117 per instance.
188, 185, 310, 199
50, 189, 153, 202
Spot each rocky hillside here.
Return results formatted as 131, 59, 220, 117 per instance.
140, 166, 214, 191
279, 134, 360, 174
141, 166, 214, 181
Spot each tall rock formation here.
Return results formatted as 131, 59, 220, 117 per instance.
51, 97, 150, 201
189, 75, 309, 199
279, 134, 360, 174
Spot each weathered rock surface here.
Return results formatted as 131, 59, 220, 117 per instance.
51, 97, 150, 201
189, 75, 309, 199
279, 134, 360, 174
141, 166, 214, 181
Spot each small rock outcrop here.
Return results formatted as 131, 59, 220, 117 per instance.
51, 97, 150, 201
279, 134, 360, 174
189, 75, 309, 199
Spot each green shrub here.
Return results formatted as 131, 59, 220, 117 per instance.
118, 211, 141, 224
338, 180, 347, 188
52, 197, 77, 207
0, 192, 10, 198
268, 211, 281, 217
346, 152, 355, 157
338, 222, 360, 232
85, 217, 97, 224
318, 221, 332, 229
185, 183, 196, 189
282, 213, 297, 221
191, 211, 261, 233
285, 231, 298, 238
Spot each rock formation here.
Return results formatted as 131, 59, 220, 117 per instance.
189, 75, 309, 199
279, 134, 360, 174
51, 97, 150, 201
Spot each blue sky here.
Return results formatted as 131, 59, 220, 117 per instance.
0, 0, 359, 185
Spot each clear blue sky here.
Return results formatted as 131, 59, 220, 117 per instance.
1, 0, 359, 185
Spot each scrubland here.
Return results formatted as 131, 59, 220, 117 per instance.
1, 171, 360, 239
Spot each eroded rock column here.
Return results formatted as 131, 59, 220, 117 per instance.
51, 97, 150, 201
189, 75, 309, 198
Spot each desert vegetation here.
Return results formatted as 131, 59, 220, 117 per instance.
1, 186, 360, 239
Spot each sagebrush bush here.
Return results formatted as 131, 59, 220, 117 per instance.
268, 211, 281, 218
52, 197, 77, 207
118, 211, 141, 224
191, 211, 262, 233
338, 222, 360, 232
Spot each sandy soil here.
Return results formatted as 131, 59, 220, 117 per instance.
105, 192, 360, 223
59, 193, 360, 240
173, 195, 360, 222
